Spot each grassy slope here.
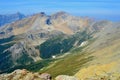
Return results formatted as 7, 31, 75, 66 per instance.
37, 31, 93, 78
39, 47, 94, 78
39, 23, 120, 79
75, 23, 120, 79
75, 40, 120, 79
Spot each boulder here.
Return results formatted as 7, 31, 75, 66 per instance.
56, 75, 78, 80
39, 73, 52, 80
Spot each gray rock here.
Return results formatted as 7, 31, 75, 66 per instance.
39, 73, 52, 80
0, 69, 43, 80
56, 75, 78, 80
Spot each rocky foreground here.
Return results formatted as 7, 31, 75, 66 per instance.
0, 69, 49, 80
0, 69, 78, 80
1, 69, 120, 80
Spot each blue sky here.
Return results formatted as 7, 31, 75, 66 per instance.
0, 0, 120, 21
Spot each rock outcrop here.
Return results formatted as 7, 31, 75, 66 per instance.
0, 69, 52, 80
55, 75, 78, 80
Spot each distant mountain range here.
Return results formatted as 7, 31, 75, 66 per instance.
0, 11, 120, 80
0, 12, 25, 27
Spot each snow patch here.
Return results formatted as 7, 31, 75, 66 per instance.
52, 55, 56, 59
79, 41, 88, 47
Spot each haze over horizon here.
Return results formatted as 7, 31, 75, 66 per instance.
0, 0, 120, 21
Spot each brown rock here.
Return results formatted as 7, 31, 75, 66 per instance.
55, 75, 78, 80
39, 73, 52, 80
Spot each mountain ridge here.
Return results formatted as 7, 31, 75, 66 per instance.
0, 11, 120, 80
0, 12, 26, 27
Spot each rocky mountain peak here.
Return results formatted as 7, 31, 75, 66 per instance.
32, 12, 47, 18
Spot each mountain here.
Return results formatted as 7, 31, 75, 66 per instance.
0, 12, 25, 27
0, 11, 95, 73
0, 11, 94, 39
38, 21, 120, 80
0, 11, 120, 80
75, 22, 120, 79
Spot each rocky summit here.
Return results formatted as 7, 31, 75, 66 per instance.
55, 75, 78, 80
0, 69, 52, 80
0, 69, 79, 80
